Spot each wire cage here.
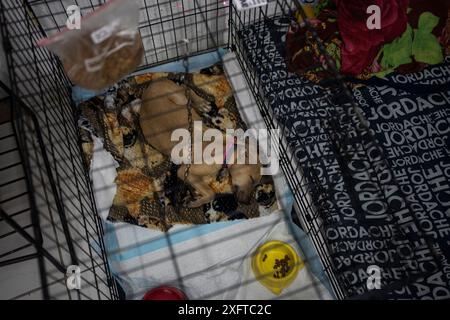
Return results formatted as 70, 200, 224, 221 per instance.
0, 0, 445, 300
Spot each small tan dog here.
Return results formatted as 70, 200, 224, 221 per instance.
138, 79, 261, 207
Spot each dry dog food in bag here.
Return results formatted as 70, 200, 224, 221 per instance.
38, 0, 143, 91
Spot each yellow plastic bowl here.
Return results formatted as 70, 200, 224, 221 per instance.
251, 240, 303, 295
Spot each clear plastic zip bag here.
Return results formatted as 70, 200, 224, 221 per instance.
38, 0, 144, 91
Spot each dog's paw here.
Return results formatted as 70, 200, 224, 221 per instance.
190, 91, 212, 113
196, 99, 211, 113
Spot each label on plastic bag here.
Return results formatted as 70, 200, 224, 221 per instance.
91, 20, 119, 44
233, 0, 267, 11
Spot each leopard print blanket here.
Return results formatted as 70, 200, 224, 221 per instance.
78, 63, 279, 232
